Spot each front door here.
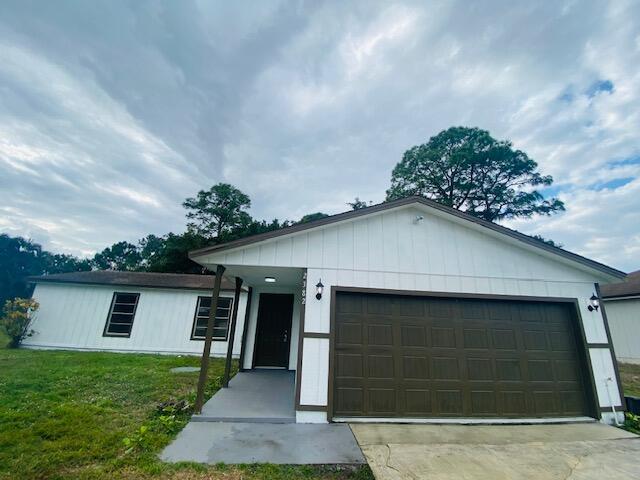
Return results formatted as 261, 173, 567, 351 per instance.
253, 293, 294, 368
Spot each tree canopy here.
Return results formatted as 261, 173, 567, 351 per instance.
183, 183, 252, 239
386, 127, 565, 222
347, 197, 370, 210
0, 234, 91, 305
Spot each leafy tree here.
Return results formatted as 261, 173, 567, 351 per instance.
138, 234, 166, 269
0, 235, 43, 304
0, 234, 90, 305
42, 253, 91, 274
387, 127, 565, 222
1, 297, 39, 348
143, 232, 210, 274
92, 241, 142, 271
297, 212, 330, 224
347, 197, 371, 210
183, 183, 252, 239
531, 234, 563, 249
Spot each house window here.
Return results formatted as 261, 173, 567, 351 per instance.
191, 296, 233, 341
103, 292, 140, 337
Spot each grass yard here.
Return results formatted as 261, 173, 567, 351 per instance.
0, 347, 372, 480
619, 362, 640, 398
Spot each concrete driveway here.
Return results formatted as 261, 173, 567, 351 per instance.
350, 422, 639, 479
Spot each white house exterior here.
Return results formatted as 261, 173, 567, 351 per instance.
24, 271, 249, 357
190, 196, 627, 425
602, 271, 640, 364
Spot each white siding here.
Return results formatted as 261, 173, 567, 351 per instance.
23, 283, 248, 356
604, 298, 640, 364
196, 204, 622, 419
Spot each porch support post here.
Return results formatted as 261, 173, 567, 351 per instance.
194, 264, 226, 414
238, 286, 253, 372
223, 276, 243, 388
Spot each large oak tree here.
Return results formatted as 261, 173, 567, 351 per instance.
386, 127, 564, 222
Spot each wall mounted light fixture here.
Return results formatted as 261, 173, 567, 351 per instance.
315, 280, 324, 300
588, 293, 599, 312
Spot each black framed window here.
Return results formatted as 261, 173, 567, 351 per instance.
103, 292, 140, 337
191, 296, 233, 340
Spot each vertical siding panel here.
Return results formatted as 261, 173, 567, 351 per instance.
322, 228, 339, 269
307, 230, 324, 267
243, 246, 260, 264
275, 238, 293, 266
259, 243, 277, 266
291, 234, 309, 266
353, 219, 369, 271
397, 209, 414, 273
382, 212, 398, 272
367, 215, 384, 271
337, 223, 354, 270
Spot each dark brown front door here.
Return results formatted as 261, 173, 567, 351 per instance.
253, 293, 294, 368
332, 291, 594, 419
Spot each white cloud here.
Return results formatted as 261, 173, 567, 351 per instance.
0, 0, 638, 272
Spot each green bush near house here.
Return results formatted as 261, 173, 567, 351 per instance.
0, 298, 39, 348
0, 348, 372, 480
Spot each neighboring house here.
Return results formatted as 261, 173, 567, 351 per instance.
188, 196, 627, 425
23, 270, 249, 357
602, 270, 640, 364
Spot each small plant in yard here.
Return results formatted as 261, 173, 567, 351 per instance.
0, 297, 39, 348
122, 425, 152, 454
623, 412, 640, 434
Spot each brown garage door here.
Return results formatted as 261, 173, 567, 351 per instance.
332, 291, 594, 419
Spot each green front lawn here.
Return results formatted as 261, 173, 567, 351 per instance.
619, 362, 640, 398
0, 348, 371, 480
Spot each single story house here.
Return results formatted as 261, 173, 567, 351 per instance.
26, 196, 627, 425
187, 196, 627, 425
24, 270, 249, 358
602, 270, 640, 364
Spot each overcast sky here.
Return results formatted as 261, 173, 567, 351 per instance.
1, 1, 639, 272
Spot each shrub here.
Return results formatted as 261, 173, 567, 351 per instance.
0, 298, 39, 348
624, 412, 640, 434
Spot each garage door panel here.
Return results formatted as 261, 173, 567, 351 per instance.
471, 391, 498, 415
463, 328, 489, 349
367, 324, 393, 346
467, 358, 493, 381
333, 292, 591, 419
336, 321, 362, 345
336, 352, 363, 377
368, 388, 396, 414
436, 390, 463, 414
400, 325, 427, 347
402, 355, 429, 379
368, 355, 394, 379
431, 327, 456, 348
404, 389, 432, 415
432, 357, 461, 380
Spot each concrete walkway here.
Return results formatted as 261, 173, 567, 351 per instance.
193, 370, 295, 423
351, 422, 639, 479
161, 422, 366, 464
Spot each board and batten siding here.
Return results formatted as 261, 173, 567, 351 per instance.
198, 205, 623, 420
604, 298, 640, 364
23, 282, 247, 356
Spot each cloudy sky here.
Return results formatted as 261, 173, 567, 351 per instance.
1, 1, 639, 272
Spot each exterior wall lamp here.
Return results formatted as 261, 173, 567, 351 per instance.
315, 280, 324, 300
588, 293, 600, 312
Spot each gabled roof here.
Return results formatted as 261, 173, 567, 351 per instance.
601, 270, 640, 299
29, 270, 244, 291
189, 196, 626, 280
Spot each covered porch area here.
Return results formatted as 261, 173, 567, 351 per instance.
193, 369, 295, 423
188, 260, 307, 420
